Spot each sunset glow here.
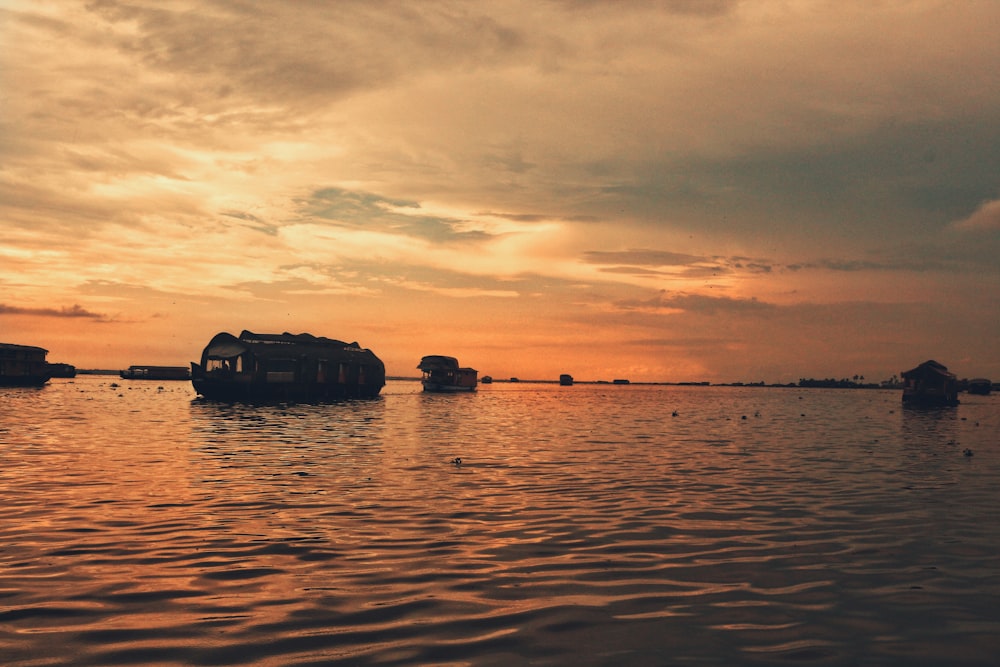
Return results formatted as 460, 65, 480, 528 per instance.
2, 0, 998, 383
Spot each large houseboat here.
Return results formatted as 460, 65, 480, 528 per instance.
121, 365, 191, 381
901, 360, 959, 406
0, 342, 53, 387
418, 355, 478, 392
191, 330, 385, 401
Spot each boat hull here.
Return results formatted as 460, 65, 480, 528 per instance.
422, 381, 476, 393
193, 376, 383, 402
902, 391, 959, 407
0, 374, 51, 387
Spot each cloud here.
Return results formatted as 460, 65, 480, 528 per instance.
304, 187, 493, 243
952, 199, 1000, 232
582, 249, 706, 266
616, 291, 775, 316
0, 303, 110, 321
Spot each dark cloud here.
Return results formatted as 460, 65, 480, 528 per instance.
83, 1, 532, 109
478, 211, 601, 223
616, 291, 775, 316
305, 187, 492, 243
582, 249, 706, 266
221, 210, 280, 235
0, 303, 110, 321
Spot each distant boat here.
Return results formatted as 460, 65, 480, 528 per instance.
559, 374, 574, 386
120, 365, 191, 381
0, 342, 52, 387
967, 378, 992, 396
901, 360, 959, 406
481, 375, 493, 384
191, 330, 385, 401
47, 362, 77, 378
418, 355, 477, 392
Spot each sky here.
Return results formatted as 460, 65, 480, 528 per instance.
2, 0, 999, 384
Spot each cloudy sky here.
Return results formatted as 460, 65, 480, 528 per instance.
2, 0, 998, 383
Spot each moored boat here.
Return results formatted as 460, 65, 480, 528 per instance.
418, 355, 477, 392
121, 365, 191, 381
901, 360, 959, 406
0, 343, 53, 387
191, 330, 385, 401
967, 378, 992, 396
559, 374, 574, 386
47, 362, 77, 378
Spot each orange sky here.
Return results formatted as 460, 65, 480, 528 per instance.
2, 0, 999, 383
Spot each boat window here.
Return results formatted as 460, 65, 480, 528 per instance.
207, 357, 243, 372
339, 363, 348, 383
317, 360, 327, 383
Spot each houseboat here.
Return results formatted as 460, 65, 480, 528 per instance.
418, 355, 478, 392
0, 342, 52, 387
191, 330, 385, 401
47, 363, 77, 378
967, 378, 992, 396
901, 360, 959, 406
559, 374, 574, 386
121, 365, 191, 381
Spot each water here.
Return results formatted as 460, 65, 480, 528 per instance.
1, 377, 998, 666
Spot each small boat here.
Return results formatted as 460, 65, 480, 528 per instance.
418, 355, 477, 392
191, 330, 385, 401
559, 374, 574, 386
120, 365, 191, 381
967, 378, 992, 396
901, 360, 959, 406
47, 363, 77, 378
0, 342, 52, 387
481, 375, 493, 384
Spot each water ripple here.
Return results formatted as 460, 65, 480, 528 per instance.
1, 380, 998, 665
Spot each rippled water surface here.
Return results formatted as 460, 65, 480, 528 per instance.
2, 378, 998, 665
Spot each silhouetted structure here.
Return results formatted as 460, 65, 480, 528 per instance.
191, 330, 385, 401
901, 360, 959, 406
47, 363, 77, 378
121, 365, 191, 381
418, 355, 477, 392
966, 378, 992, 396
0, 343, 52, 386
559, 374, 574, 386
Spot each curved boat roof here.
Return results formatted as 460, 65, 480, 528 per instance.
203, 330, 379, 363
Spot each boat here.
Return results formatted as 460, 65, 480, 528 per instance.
120, 365, 191, 381
559, 374, 574, 386
481, 375, 493, 384
418, 355, 477, 392
967, 378, 992, 396
191, 330, 385, 401
0, 343, 52, 387
47, 363, 77, 378
901, 360, 959, 406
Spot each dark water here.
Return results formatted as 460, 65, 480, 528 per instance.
1, 377, 998, 666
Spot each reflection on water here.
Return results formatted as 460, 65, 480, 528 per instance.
1, 378, 998, 665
